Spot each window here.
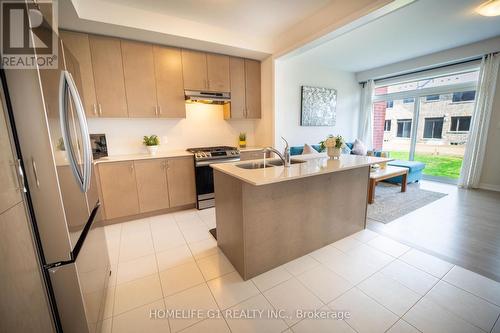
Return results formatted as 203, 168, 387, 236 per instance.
397, 119, 412, 138
384, 120, 391, 132
386, 100, 394, 108
426, 94, 440, 101
452, 91, 476, 102
423, 117, 444, 139
450, 116, 471, 131
403, 97, 415, 104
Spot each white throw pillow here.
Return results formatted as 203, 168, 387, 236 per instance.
302, 144, 320, 155
351, 139, 367, 156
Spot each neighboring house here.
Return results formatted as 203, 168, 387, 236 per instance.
372, 72, 477, 156
382, 91, 475, 156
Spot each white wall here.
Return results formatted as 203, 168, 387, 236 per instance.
274, 54, 361, 150
87, 103, 255, 156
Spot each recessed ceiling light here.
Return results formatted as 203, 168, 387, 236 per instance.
476, 0, 500, 16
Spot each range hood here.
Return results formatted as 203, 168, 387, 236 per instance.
185, 90, 230, 104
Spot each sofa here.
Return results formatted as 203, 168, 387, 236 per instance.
290, 143, 425, 184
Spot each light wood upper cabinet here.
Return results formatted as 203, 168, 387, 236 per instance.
98, 161, 139, 219
89, 35, 128, 117
59, 31, 98, 118
227, 57, 246, 119
153, 46, 186, 118
245, 59, 261, 119
166, 157, 196, 207
225, 57, 261, 119
206, 53, 230, 92
121, 41, 158, 118
181, 49, 208, 91
134, 159, 170, 213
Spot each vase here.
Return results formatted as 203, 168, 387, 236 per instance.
239, 140, 246, 148
327, 147, 341, 159
147, 145, 159, 155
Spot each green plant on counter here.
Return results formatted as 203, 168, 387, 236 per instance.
239, 132, 246, 141
143, 135, 160, 146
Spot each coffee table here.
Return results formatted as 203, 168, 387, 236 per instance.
368, 166, 408, 204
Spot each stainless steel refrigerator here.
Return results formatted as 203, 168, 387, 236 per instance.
1, 13, 110, 333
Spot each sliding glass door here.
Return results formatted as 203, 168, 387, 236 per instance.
372, 70, 479, 183
373, 98, 415, 161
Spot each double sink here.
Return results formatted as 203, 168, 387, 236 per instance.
236, 159, 306, 169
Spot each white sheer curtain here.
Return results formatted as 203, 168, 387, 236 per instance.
358, 80, 374, 149
459, 53, 500, 188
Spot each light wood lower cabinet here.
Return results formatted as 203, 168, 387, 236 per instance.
98, 161, 139, 219
97, 156, 195, 221
134, 159, 170, 213
166, 157, 196, 207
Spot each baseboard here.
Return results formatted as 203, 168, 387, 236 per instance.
479, 183, 500, 192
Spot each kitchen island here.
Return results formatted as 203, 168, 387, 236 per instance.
211, 154, 391, 280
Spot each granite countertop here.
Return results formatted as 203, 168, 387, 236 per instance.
93, 150, 193, 164
211, 153, 393, 186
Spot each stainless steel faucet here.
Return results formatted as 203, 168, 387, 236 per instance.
263, 137, 291, 167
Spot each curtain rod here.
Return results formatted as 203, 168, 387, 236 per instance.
359, 56, 484, 85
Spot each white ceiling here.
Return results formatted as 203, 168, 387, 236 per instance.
302, 0, 500, 72
100, 0, 332, 39
60, 0, 336, 58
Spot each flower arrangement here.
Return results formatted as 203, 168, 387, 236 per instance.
320, 134, 344, 150
320, 134, 344, 159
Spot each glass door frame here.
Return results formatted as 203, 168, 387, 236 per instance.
373, 79, 478, 183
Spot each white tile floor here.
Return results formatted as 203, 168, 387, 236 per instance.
101, 208, 500, 333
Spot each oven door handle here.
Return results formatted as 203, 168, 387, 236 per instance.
196, 158, 241, 167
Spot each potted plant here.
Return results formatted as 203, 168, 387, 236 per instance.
321, 134, 344, 159
143, 135, 160, 155
239, 132, 247, 148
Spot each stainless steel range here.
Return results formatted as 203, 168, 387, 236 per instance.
187, 146, 240, 209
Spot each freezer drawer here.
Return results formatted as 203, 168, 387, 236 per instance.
48, 222, 110, 333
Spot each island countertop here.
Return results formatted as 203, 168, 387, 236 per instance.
211, 154, 393, 186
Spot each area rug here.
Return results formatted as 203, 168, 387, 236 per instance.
367, 182, 447, 223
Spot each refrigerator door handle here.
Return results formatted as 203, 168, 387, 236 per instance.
58, 70, 92, 193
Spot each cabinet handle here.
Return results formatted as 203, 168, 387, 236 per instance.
31, 158, 40, 188
98, 104, 102, 116
155, 106, 158, 116
158, 106, 162, 115
93, 104, 97, 116
130, 164, 134, 173
12, 159, 27, 192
